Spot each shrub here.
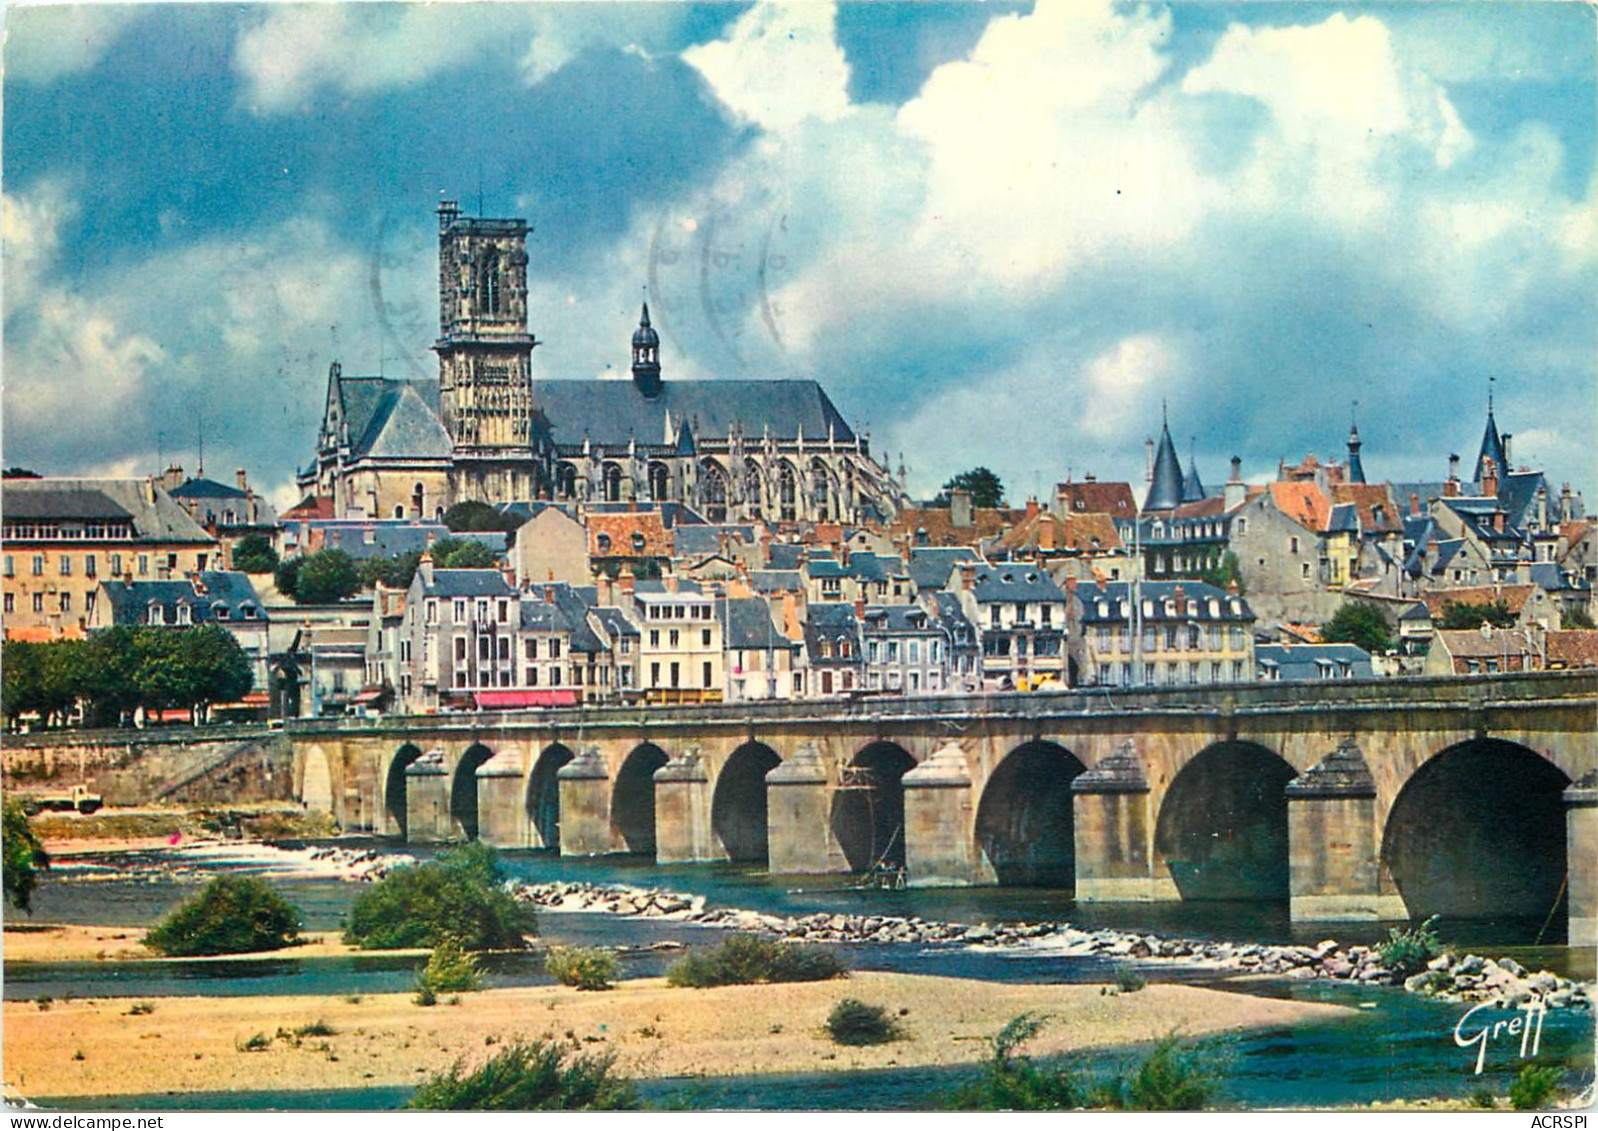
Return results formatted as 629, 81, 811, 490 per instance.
1115, 1034, 1220, 1111
295, 1019, 337, 1038
942, 1013, 1086, 1111
127, 1001, 155, 1016
238, 1032, 272, 1052
345, 843, 535, 951
407, 1038, 639, 1111
1509, 1064, 1563, 1111
1376, 914, 1443, 978
1469, 1086, 1497, 1109
415, 938, 484, 1004
666, 933, 846, 988
144, 876, 302, 956
231, 534, 279, 575
825, 999, 900, 1046
1114, 966, 1147, 993
3, 798, 49, 914
546, 946, 618, 991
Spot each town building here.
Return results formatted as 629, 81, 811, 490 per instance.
1069, 579, 1255, 688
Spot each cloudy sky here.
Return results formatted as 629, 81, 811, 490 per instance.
4, 1, 1594, 508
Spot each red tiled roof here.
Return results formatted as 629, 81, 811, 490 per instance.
1269, 482, 1331, 532
1331, 484, 1404, 534
890, 506, 1020, 547
1054, 481, 1137, 519
589, 512, 670, 557
1420, 585, 1539, 617
997, 511, 1121, 554
1547, 630, 1598, 668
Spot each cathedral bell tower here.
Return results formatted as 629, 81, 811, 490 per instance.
631, 303, 662, 398
434, 201, 539, 458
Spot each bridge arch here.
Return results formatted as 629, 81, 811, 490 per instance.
384, 743, 426, 839
299, 745, 334, 814
526, 743, 575, 850
1154, 740, 1296, 901
450, 743, 497, 840
613, 743, 670, 855
712, 741, 782, 862
831, 741, 915, 871
976, 740, 1085, 887
1382, 738, 1570, 926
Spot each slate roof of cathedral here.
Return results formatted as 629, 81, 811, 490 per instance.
339, 377, 453, 460
527, 378, 855, 448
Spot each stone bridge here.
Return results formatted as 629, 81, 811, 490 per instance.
287, 671, 1598, 943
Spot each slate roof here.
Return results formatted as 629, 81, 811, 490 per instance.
339, 377, 453, 460
288, 521, 506, 560
1256, 643, 1373, 680
1498, 471, 1549, 529
803, 601, 862, 662
419, 569, 517, 599
100, 571, 265, 626
1474, 406, 1508, 486
169, 477, 248, 501
908, 547, 981, 591
719, 597, 794, 651
969, 566, 1066, 604
765, 543, 807, 570
861, 604, 937, 633
1327, 503, 1360, 535
928, 590, 977, 638
590, 606, 640, 639
526, 378, 855, 448
3, 479, 213, 544
1074, 579, 1254, 623
673, 525, 754, 558
1145, 422, 1185, 512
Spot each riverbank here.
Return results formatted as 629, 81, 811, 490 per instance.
2, 971, 1351, 1103
0, 925, 394, 964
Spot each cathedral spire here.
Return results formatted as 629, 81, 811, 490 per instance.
632, 301, 662, 398
1346, 402, 1366, 484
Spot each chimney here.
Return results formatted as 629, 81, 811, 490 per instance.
544, 584, 556, 605
1492, 510, 1505, 534
854, 596, 866, 620
959, 562, 976, 591
619, 563, 636, 601
1481, 457, 1499, 500
1444, 453, 1461, 498
1409, 492, 1420, 517
418, 550, 435, 587
950, 488, 973, 529
1025, 497, 1040, 520
1173, 583, 1187, 616
236, 468, 248, 492
1502, 433, 1513, 469
1145, 438, 1155, 484
1224, 456, 1245, 511
1561, 483, 1573, 523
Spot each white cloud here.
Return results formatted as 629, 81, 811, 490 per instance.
684, 1, 851, 133
4, 5, 140, 84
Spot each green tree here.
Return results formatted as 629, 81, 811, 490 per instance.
292, 549, 361, 604
442, 501, 521, 534
1198, 551, 1244, 594
935, 467, 1006, 509
430, 538, 498, 570
1321, 602, 1391, 654
1565, 606, 1595, 630
80, 627, 145, 726
1437, 600, 1517, 630
231, 534, 279, 574
182, 625, 253, 714
344, 843, 535, 951
3, 798, 49, 914
273, 556, 302, 600
2, 640, 44, 727
144, 875, 303, 956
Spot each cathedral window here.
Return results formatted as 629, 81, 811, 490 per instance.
479, 251, 502, 315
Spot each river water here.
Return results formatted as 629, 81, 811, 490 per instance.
9, 838, 1595, 1112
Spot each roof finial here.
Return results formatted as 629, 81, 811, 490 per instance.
1488, 374, 1494, 414
1161, 399, 1168, 428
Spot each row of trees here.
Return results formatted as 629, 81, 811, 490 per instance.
272, 540, 500, 606
2, 626, 252, 729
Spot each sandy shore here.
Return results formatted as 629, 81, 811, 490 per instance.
2, 971, 1351, 1102
2, 924, 386, 963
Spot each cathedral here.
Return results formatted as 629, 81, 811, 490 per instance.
300, 203, 906, 525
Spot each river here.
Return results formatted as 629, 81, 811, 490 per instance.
8, 838, 1595, 1111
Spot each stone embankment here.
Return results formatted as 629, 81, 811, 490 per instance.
509, 879, 1594, 1012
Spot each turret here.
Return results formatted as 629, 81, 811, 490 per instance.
631, 303, 662, 398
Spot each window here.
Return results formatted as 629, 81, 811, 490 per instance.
477, 600, 488, 622
1289, 536, 1300, 554
1235, 517, 1247, 536
620, 638, 632, 654
526, 638, 539, 660
85, 555, 96, 578
670, 661, 681, 688
2, 594, 11, 615
498, 600, 509, 624
701, 629, 711, 648
868, 641, 880, 663
597, 533, 612, 554
550, 639, 561, 659
2, 556, 10, 578
455, 637, 467, 661
529, 667, 539, 685
32, 555, 44, 576
702, 661, 713, 688
909, 641, 920, 663
59, 555, 71, 576
59, 593, 72, 614
669, 629, 680, 648
650, 662, 661, 686
426, 600, 438, 624
1165, 626, 1179, 650
497, 637, 510, 661
1301, 562, 1311, 579
551, 667, 562, 686
453, 599, 466, 621
888, 641, 900, 662
144, 601, 157, 622
990, 606, 1001, 627
175, 602, 189, 624
632, 532, 647, 554
649, 629, 660, 648
1040, 605, 1052, 626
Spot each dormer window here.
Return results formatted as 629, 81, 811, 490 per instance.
148, 604, 163, 626
1097, 600, 1109, 617
214, 603, 230, 621
597, 533, 612, 554
632, 532, 647, 553
176, 602, 191, 625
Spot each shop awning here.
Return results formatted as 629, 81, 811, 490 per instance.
474, 689, 581, 710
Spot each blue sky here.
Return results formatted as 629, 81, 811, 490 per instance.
4, 1, 1594, 508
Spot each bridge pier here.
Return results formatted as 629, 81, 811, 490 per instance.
904, 743, 990, 886
403, 752, 452, 843
1071, 741, 1173, 902
654, 747, 715, 865
557, 746, 619, 856
1285, 739, 1406, 921
766, 743, 846, 873
476, 754, 530, 848
1566, 773, 1598, 948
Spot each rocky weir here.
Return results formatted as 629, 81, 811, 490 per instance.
508, 878, 1595, 1012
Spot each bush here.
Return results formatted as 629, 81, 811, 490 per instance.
1321, 602, 1392, 654
1469, 1086, 1497, 1109
407, 1038, 639, 1111
1114, 966, 1147, 993
665, 933, 847, 988
942, 1013, 1086, 1111
1376, 914, 1442, 978
1509, 1064, 1563, 1111
825, 999, 900, 1046
231, 534, 279, 575
546, 946, 618, 991
1114, 1034, 1220, 1111
3, 798, 49, 914
345, 843, 535, 951
144, 875, 302, 956
415, 938, 484, 1004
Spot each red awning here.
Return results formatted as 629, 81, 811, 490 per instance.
351, 689, 386, 705
475, 689, 580, 710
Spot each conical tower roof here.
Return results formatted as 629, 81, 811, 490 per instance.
1144, 418, 1185, 511
1181, 444, 1206, 503
1474, 394, 1507, 491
